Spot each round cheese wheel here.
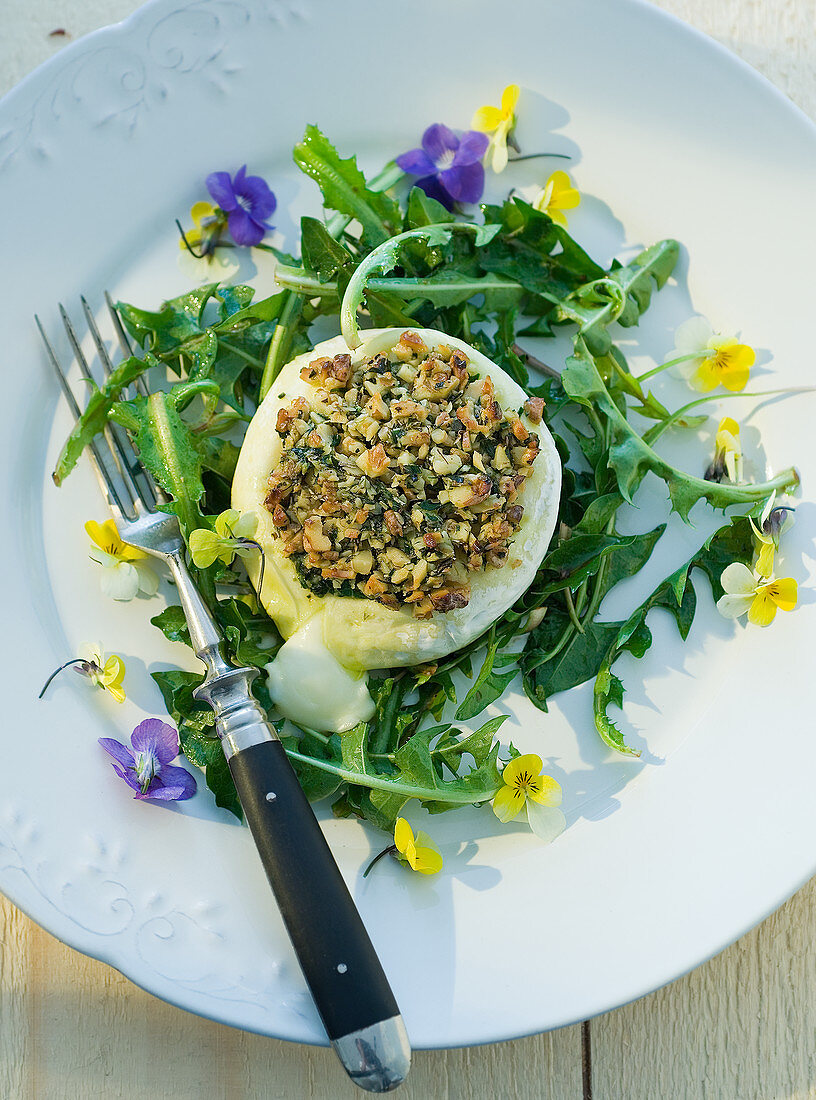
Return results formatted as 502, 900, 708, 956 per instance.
232, 328, 561, 670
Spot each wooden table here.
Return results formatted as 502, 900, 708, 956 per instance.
2, 2, 815, 1096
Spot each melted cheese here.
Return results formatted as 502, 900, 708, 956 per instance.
266, 613, 376, 733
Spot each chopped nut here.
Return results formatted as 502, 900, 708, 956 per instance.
303, 516, 331, 554
276, 396, 309, 434
355, 443, 391, 478
352, 549, 373, 574
384, 510, 404, 537
429, 587, 470, 612
524, 396, 545, 423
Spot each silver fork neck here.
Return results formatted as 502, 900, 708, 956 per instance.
165, 549, 232, 677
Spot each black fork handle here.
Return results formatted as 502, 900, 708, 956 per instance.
194, 670, 411, 1094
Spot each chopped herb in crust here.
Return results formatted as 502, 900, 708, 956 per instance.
264, 332, 542, 618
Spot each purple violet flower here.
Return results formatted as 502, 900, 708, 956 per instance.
99, 718, 197, 802
205, 165, 276, 247
396, 124, 489, 210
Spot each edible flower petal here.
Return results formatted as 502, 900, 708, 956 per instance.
189, 509, 259, 568
178, 201, 226, 257
397, 124, 489, 210
393, 817, 443, 875
79, 642, 127, 703
705, 417, 742, 483
532, 170, 580, 227
670, 316, 755, 393
492, 754, 565, 842
750, 493, 795, 578
99, 718, 197, 801
205, 165, 276, 247
86, 519, 158, 601
472, 83, 520, 173
717, 562, 797, 626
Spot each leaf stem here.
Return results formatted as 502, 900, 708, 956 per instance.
512, 342, 561, 380
636, 350, 708, 382
259, 292, 304, 400
340, 223, 498, 349
363, 844, 397, 878
508, 152, 572, 163
38, 659, 85, 699
564, 587, 585, 634
283, 747, 500, 803
643, 387, 816, 446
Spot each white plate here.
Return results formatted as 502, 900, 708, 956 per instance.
2, 0, 815, 1049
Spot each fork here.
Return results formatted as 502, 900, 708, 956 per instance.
36, 297, 411, 1094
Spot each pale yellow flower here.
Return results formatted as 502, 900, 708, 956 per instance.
706, 417, 742, 483
670, 316, 754, 393
189, 509, 258, 569
86, 519, 158, 601
492, 753, 565, 843
532, 171, 580, 228
178, 201, 221, 254
78, 643, 127, 703
393, 818, 442, 875
717, 563, 797, 626
750, 494, 795, 578
472, 84, 520, 173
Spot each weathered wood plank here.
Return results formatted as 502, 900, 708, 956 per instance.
591, 877, 816, 1100
0, 896, 583, 1099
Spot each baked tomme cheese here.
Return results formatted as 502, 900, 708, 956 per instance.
232, 327, 561, 731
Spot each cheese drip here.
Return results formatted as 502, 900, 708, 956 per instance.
266, 613, 376, 733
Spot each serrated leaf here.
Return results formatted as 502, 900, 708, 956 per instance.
300, 216, 355, 283
293, 125, 400, 245
52, 355, 151, 485
562, 339, 799, 520
591, 516, 753, 754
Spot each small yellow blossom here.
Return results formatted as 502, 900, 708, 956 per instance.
86, 519, 158, 601
706, 417, 742, 483
472, 84, 520, 173
532, 171, 580, 228
670, 316, 755, 393
717, 562, 797, 626
750, 493, 795, 578
178, 202, 222, 255
189, 509, 258, 569
78, 643, 127, 703
393, 818, 443, 875
492, 753, 566, 843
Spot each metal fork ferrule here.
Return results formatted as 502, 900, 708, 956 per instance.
193, 667, 279, 759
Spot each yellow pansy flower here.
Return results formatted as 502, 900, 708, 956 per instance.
86, 519, 158, 601
178, 201, 223, 256
472, 84, 520, 173
40, 643, 127, 703
705, 417, 742, 483
79, 643, 127, 703
670, 316, 755, 393
532, 171, 581, 228
750, 494, 795, 578
492, 753, 565, 843
393, 818, 443, 875
717, 563, 797, 626
189, 509, 259, 569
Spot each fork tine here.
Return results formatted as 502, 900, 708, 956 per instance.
80, 296, 162, 510
105, 291, 150, 398
58, 303, 147, 515
35, 313, 130, 521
